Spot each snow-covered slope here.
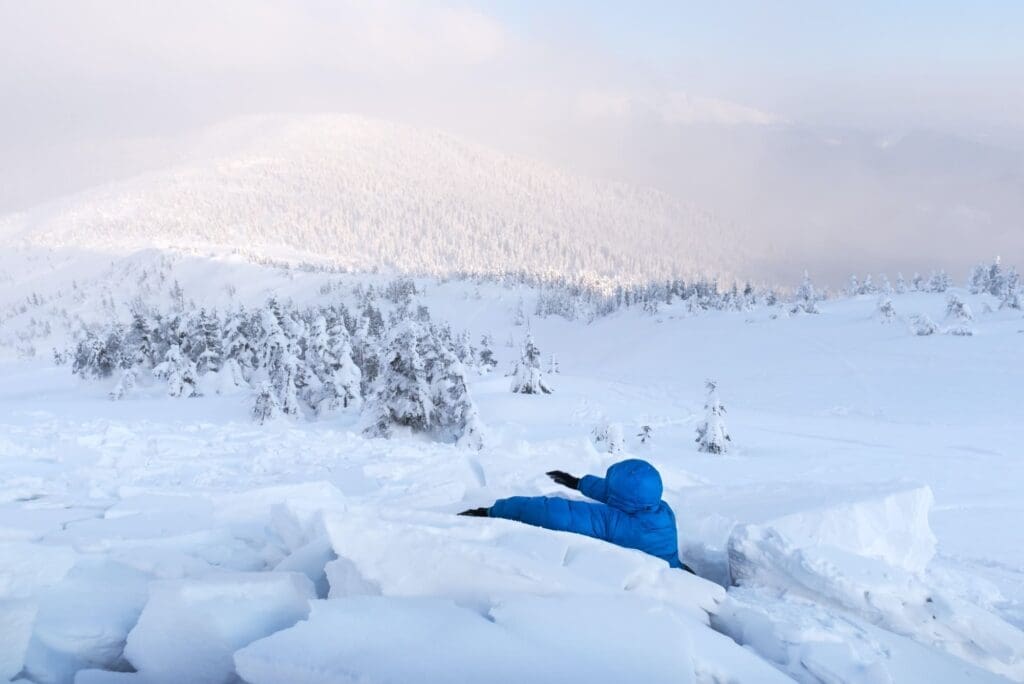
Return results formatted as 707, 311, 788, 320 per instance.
0, 115, 747, 286
2, 278, 1024, 683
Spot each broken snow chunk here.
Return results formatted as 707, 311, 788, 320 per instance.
123, 571, 315, 684
236, 596, 696, 684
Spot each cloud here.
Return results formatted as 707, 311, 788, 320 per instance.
575, 90, 778, 126
0, 0, 506, 80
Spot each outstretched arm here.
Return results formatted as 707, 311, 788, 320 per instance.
577, 475, 608, 503
547, 470, 607, 504
489, 496, 609, 539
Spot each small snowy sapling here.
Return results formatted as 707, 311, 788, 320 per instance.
696, 380, 731, 454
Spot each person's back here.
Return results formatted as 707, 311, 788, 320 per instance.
467, 459, 683, 569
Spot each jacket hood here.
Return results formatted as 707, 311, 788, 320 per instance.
605, 459, 663, 512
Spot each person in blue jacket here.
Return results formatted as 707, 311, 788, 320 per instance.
459, 458, 690, 572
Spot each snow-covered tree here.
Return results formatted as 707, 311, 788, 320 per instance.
592, 418, 624, 455
945, 294, 974, 323
252, 382, 281, 424
928, 270, 952, 293
109, 368, 137, 400
254, 303, 304, 416
310, 314, 362, 414
510, 334, 552, 394
878, 274, 893, 295
877, 297, 897, 323
1000, 268, 1021, 310
909, 314, 938, 336
191, 309, 223, 374
366, 320, 434, 437
430, 344, 485, 448
969, 257, 1006, 297
126, 311, 157, 367
153, 344, 200, 397
513, 297, 526, 326
791, 271, 820, 314
477, 334, 498, 372
696, 380, 730, 454
944, 294, 975, 336
637, 425, 653, 444
894, 273, 908, 295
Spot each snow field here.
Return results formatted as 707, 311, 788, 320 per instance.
1, 277, 1023, 682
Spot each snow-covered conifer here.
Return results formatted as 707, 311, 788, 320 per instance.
192, 309, 223, 374
430, 344, 485, 448
894, 273, 908, 294
791, 271, 820, 314
945, 294, 974, 323
311, 315, 362, 414
877, 297, 897, 323
910, 314, 938, 336
109, 369, 137, 400
1000, 268, 1021, 310
944, 294, 975, 336
366, 320, 433, 437
928, 271, 952, 293
126, 311, 157, 367
637, 425, 652, 444
153, 344, 200, 397
513, 298, 526, 326
878, 274, 893, 295
252, 382, 281, 424
477, 334, 498, 372
696, 380, 730, 454
510, 334, 552, 394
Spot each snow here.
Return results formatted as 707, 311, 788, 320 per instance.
123, 572, 315, 684
2, 266, 1024, 682
236, 595, 706, 684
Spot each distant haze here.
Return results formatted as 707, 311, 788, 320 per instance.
2, 1, 1022, 286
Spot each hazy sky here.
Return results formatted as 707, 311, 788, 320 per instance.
2, 0, 1022, 279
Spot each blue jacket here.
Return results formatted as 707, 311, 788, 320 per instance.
489, 459, 682, 568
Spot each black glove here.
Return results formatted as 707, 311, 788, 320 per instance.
546, 470, 580, 490
458, 507, 490, 517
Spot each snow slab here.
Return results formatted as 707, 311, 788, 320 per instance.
236, 595, 710, 684
122, 570, 315, 684
728, 524, 1024, 680
716, 586, 1013, 684
0, 541, 78, 681
23, 558, 151, 684
322, 507, 721, 624
670, 481, 937, 583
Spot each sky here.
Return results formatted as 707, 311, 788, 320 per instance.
1, 0, 1022, 281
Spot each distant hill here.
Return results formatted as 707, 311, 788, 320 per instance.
0, 115, 750, 287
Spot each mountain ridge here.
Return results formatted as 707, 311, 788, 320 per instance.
0, 114, 751, 287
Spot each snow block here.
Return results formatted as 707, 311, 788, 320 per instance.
672, 481, 937, 579
236, 595, 696, 684
1, 598, 38, 682
0, 542, 78, 681
727, 526, 1024, 680
714, 586, 1014, 684
322, 507, 722, 624
122, 571, 315, 684
23, 559, 151, 684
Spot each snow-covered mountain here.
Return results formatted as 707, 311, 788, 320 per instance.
0, 115, 749, 287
